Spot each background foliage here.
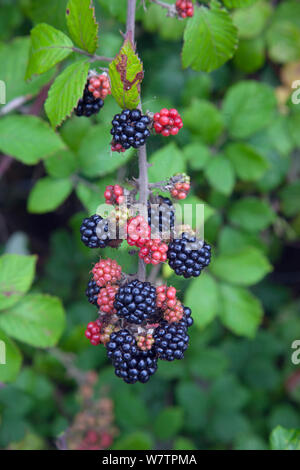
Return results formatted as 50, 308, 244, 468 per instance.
0, 0, 300, 450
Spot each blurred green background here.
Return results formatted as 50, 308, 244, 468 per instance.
0, 0, 300, 450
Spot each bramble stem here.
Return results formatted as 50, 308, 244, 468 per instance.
126, 0, 148, 282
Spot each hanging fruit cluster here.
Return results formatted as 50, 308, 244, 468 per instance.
80, 176, 211, 384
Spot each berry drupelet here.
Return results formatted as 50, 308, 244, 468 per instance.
75, 80, 104, 117
106, 329, 158, 383
180, 306, 194, 329
80, 214, 111, 249
86, 278, 101, 306
167, 232, 211, 278
111, 109, 151, 150
153, 321, 189, 361
114, 280, 157, 324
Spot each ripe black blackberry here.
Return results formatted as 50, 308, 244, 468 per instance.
180, 306, 193, 329
148, 196, 175, 237
80, 214, 111, 249
86, 278, 101, 306
75, 81, 104, 117
106, 329, 158, 384
167, 232, 211, 278
110, 109, 151, 150
153, 321, 189, 361
114, 280, 157, 324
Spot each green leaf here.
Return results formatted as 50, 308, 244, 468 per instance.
109, 37, 143, 109
78, 124, 134, 177
222, 81, 277, 139
113, 432, 153, 451
148, 143, 185, 182
211, 247, 272, 286
222, 0, 258, 7
45, 60, 90, 128
66, 0, 98, 54
26, 23, 73, 80
0, 329, 22, 383
154, 407, 183, 440
0, 37, 55, 103
232, 1, 272, 39
114, 389, 150, 430
228, 197, 276, 232
185, 273, 219, 329
267, 21, 300, 64
44, 149, 78, 178
184, 99, 224, 144
142, 2, 186, 41
279, 181, 300, 217
28, 177, 73, 213
225, 142, 269, 181
175, 382, 209, 431
0, 294, 65, 348
0, 115, 65, 165
173, 437, 197, 450
233, 37, 265, 74
218, 226, 265, 255
183, 142, 211, 170
219, 283, 263, 337
0, 255, 36, 311
27, 0, 69, 33
270, 426, 300, 450
182, 0, 238, 73
205, 155, 235, 195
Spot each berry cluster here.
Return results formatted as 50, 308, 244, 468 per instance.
111, 109, 151, 151
167, 232, 211, 278
80, 169, 211, 384
88, 73, 111, 100
153, 108, 183, 137
85, 319, 103, 346
114, 280, 157, 324
175, 0, 194, 18
170, 174, 191, 200
127, 215, 151, 247
148, 196, 175, 237
80, 214, 111, 249
75, 77, 105, 117
104, 184, 125, 205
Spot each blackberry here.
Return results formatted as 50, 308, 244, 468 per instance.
148, 196, 175, 236
86, 278, 101, 305
110, 109, 151, 150
153, 321, 189, 361
75, 81, 104, 117
107, 329, 158, 383
80, 214, 111, 249
180, 306, 194, 329
167, 232, 211, 278
114, 280, 157, 324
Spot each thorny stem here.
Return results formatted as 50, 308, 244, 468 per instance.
149, 0, 177, 16
126, 0, 148, 282
72, 47, 113, 63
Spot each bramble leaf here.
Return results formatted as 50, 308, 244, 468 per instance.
0, 294, 65, 348
182, 0, 238, 72
109, 37, 144, 109
66, 0, 98, 54
45, 59, 90, 128
26, 23, 73, 80
0, 255, 37, 311
0, 115, 66, 164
